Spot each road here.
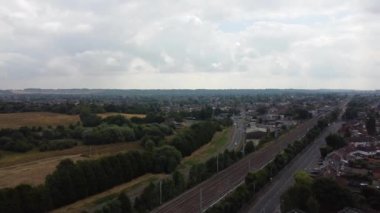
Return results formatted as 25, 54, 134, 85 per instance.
228, 110, 247, 151
242, 121, 343, 213
242, 100, 349, 213
152, 110, 331, 213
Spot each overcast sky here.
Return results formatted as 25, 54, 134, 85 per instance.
0, 0, 379, 89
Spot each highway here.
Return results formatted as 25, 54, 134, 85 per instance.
242, 121, 343, 213
228, 110, 246, 151
242, 100, 349, 213
152, 110, 330, 213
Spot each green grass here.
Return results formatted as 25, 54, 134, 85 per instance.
92, 175, 161, 205
93, 194, 118, 205
179, 127, 232, 170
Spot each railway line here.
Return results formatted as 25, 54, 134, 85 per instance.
153, 112, 327, 213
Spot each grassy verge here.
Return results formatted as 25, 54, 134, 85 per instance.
179, 127, 232, 171
52, 173, 167, 213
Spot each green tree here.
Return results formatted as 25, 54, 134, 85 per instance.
312, 178, 354, 212
294, 171, 313, 187
244, 141, 255, 154
118, 192, 132, 213
325, 134, 346, 150
80, 110, 102, 127
366, 116, 377, 136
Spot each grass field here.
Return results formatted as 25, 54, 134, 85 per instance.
0, 112, 146, 129
0, 142, 142, 187
97, 112, 146, 119
179, 127, 233, 172
0, 112, 79, 129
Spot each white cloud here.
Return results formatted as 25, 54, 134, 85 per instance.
0, 0, 379, 89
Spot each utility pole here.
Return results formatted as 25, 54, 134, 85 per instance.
212, 107, 215, 119
159, 180, 162, 205
216, 154, 219, 173
242, 137, 245, 156
199, 188, 203, 213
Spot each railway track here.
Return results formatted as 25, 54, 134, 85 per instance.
153, 114, 325, 213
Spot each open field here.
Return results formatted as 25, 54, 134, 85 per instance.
0, 112, 146, 129
52, 173, 167, 213
0, 142, 142, 187
0, 112, 79, 129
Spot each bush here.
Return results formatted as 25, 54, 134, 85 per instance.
82, 125, 136, 145
38, 139, 78, 151
2, 139, 33, 152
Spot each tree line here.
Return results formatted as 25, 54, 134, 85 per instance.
0, 114, 174, 152
170, 121, 221, 157
0, 145, 182, 213
0, 101, 156, 115
281, 171, 380, 212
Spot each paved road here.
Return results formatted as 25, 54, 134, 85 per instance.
243, 121, 343, 213
242, 100, 350, 213
228, 110, 246, 151
152, 111, 330, 213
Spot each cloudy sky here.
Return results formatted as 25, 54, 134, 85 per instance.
0, 0, 379, 89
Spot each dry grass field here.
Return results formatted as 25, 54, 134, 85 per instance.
0, 112, 146, 129
0, 112, 79, 129
0, 142, 142, 187
97, 112, 146, 119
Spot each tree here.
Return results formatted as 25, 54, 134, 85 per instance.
135, 183, 159, 211
152, 146, 182, 173
366, 116, 377, 136
118, 192, 132, 213
281, 184, 313, 213
362, 187, 380, 210
244, 141, 255, 154
312, 178, 355, 212
172, 171, 185, 195
103, 115, 131, 126
80, 111, 102, 127
294, 171, 313, 187
325, 134, 346, 150
256, 106, 267, 115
